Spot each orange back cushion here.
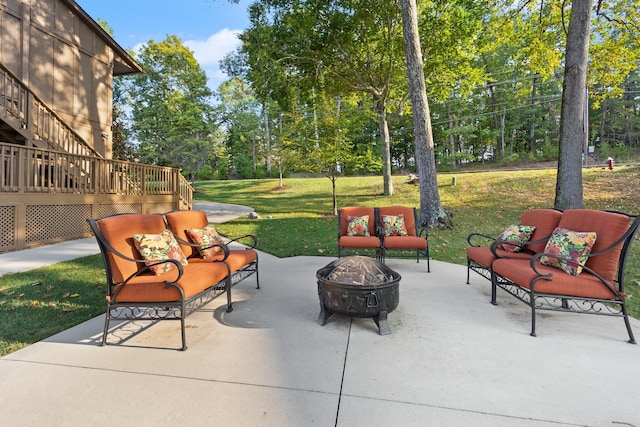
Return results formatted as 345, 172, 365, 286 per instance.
339, 207, 376, 237
378, 206, 417, 237
520, 209, 563, 253
97, 214, 167, 284
556, 209, 630, 282
165, 210, 209, 257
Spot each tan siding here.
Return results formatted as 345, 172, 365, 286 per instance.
30, 0, 55, 32
0, 9, 22, 75
54, 0, 76, 43
29, 27, 54, 104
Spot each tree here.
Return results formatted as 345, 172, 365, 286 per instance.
239, 0, 409, 196
554, 0, 593, 210
399, 0, 450, 227
129, 35, 219, 178
111, 77, 136, 162
216, 77, 264, 178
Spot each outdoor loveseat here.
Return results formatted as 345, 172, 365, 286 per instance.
88, 211, 259, 350
467, 208, 640, 343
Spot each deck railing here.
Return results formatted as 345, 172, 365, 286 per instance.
1, 142, 192, 202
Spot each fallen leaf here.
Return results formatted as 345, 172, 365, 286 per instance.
70, 293, 81, 298
31, 280, 43, 286
3, 305, 15, 311
62, 292, 70, 298
62, 307, 75, 312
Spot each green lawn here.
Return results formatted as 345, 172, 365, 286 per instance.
1, 165, 639, 356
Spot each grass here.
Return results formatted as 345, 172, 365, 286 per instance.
1, 164, 639, 356
0, 255, 105, 356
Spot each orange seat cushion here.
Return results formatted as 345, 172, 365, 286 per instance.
187, 248, 258, 272
339, 235, 381, 249
383, 235, 427, 250
113, 261, 230, 303
492, 258, 617, 300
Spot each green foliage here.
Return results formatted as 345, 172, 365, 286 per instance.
128, 35, 219, 179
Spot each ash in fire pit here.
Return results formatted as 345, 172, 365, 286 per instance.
316, 256, 400, 335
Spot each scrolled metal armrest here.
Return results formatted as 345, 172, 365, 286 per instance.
222, 233, 258, 249
467, 232, 495, 247
488, 238, 526, 258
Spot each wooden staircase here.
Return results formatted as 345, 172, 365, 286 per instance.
0, 63, 192, 208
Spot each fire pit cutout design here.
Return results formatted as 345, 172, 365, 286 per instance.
316, 256, 400, 335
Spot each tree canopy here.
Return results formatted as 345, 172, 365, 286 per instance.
127, 35, 222, 180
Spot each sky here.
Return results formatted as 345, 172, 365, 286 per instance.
76, 0, 253, 91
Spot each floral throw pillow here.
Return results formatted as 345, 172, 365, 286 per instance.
133, 230, 188, 275
382, 214, 408, 236
347, 215, 370, 236
496, 225, 536, 253
539, 227, 597, 276
186, 225, 224, 258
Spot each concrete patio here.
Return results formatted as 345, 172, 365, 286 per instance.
1, 251, 639, 426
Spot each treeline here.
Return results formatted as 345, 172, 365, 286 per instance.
113, 1, 640, 180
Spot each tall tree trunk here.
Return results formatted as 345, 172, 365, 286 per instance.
555, 0, 592, 210
399, 0, 450, 228
376, 101, 394, 196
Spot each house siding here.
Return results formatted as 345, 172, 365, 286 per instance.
1, 0, 116, 157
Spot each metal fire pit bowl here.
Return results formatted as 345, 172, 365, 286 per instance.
316, 256, 400, 335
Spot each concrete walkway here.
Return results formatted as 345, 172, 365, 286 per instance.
1, 203, 640, 426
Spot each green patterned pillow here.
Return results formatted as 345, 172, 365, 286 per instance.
133, 230, 188, 275
186, 225, 224, 258
347, 215, 370, 236
382, 214, 408, 236
497, 224, 536, 253
539, 227, 597, 276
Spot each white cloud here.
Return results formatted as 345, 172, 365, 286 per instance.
185, 28, 242, 91
185, 28, 242, 66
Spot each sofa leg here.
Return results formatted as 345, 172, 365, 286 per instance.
255, 259, 260, 290
530, 297, 537, 337
489, 271, 497, 305
622, 304, 637, 344
466, 259, 470, 285
101, 306, 111, 346
180, 317, 187, 351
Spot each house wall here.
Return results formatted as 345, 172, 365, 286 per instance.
0, 193, 180, 253
0, 0, 113, 158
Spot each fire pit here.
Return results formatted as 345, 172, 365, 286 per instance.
316, 256, 400, 335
